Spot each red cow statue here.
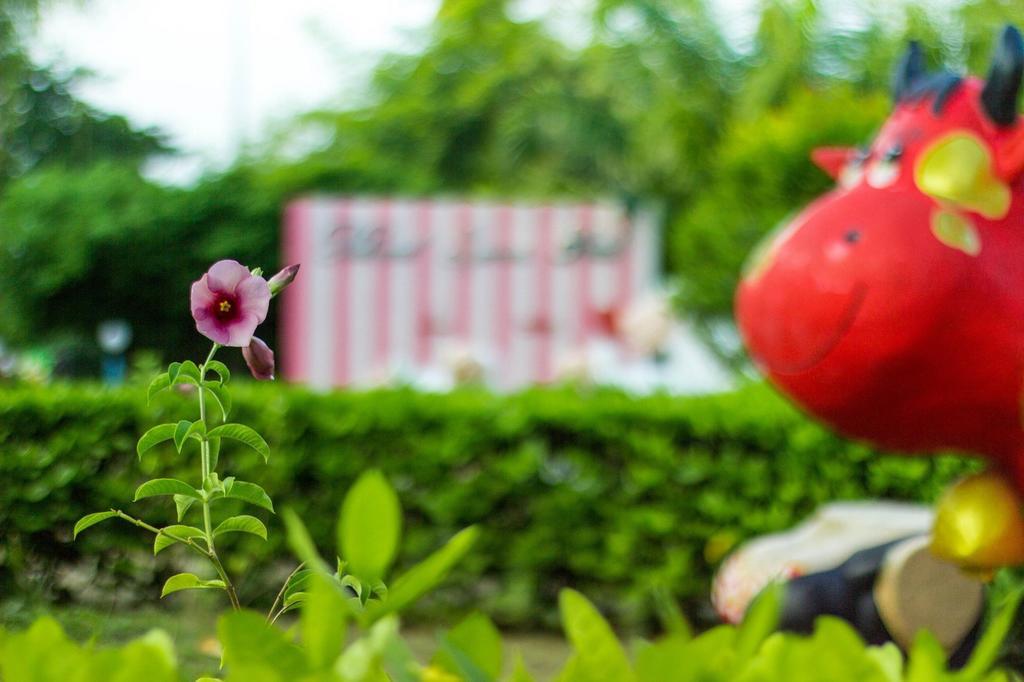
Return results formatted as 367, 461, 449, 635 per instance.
736, 26, 1024, 568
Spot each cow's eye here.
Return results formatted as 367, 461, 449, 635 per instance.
884, 143, 903, 162
840, 149, 869, 187
867, 154, 900, 189
844, 230, 861, 244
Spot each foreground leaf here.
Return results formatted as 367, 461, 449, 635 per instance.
73, 511, 117, 539
433, 612, 503, 681
365, 526, 478, 622
958, 587, 1024, 679
559, 589, 635, 682
283, 508, 329, 573
302, 572, 349, 669
160, 573, 225, 597
340, 470, 402, 582
218, 610, 308, 679
736, 581, 783, 662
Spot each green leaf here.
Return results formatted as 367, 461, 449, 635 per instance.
365, 526, 478, 622
958, 587, 1024, 679
134, 478, 201, 502
285, 569, 314, 602
635, 635, 689, 682
208, 436, 221, 472
341, 574, 364, 603
736, 581, 783, 662
559, 588, 635, 682
866, 642, 903, 682
302, 571, 349, 669
73, 511, 117, 539
160, 573, 225, 597
339, 470, 402, 581
214, 515, 268, 540
907, 629, 947, 682
173, 360, 202, 385
509, 655, 536, 682
203, 472, 224, 495
207, 423, 268, 462
136, 423, 177, 460
434, 639, 492, 682
205, 360, 231, 385
174, 494, 196, 522
335, 616, 417, 682
222, 480, 275, 512
433, 612, 503, 681
203, 382, 232, 421
282, 591, 308, 613
651, 584, 692, 640
147, 372, 170, 403
186, 420, 207, 441
173, 420, 193, 453
218, 610, 308, 679
167, 362, 182, 384
283, 508, 329, 573
154, 525, 205, 555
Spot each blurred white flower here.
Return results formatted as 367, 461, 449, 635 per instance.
620, 294, 673, 356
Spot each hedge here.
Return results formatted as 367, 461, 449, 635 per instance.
0, 381, 978, 628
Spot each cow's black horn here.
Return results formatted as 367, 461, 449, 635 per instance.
892, 41, 926, 102
981, 25, 1024, 127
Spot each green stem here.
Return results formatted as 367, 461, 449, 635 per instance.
266, 562, 306, 623
114, 510, 208, 559
196, 344, 241, 610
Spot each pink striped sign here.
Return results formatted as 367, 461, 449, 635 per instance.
280, 197, 661, 390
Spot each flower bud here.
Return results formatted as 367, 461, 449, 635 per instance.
268, 264, 300, 296
242, 337, 275, 380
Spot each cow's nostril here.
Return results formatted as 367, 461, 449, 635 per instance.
845, 230, 861, 244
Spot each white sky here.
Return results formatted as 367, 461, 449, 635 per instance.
32, 0, 443, 182
30, 0, 755, 184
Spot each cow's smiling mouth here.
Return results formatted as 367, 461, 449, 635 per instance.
759, 283, 868, 376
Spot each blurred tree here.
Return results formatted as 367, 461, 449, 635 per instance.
0, 1, 168, 185
261, 0, 631, 198
4, 0, 1023, 364
0, 162, 280, 361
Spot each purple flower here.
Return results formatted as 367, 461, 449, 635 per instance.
190, 260, 271, 347
243, 336, 275, 380
268, 264, 300, 296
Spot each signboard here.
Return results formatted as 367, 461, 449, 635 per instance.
280, 197, 660, 390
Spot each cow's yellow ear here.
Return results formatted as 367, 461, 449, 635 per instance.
915, 132, 1011, 219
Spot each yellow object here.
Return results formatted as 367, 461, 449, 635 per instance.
421, 665, 462, 682
931, 471, 1024, 571
930, 209, 981, 256
915, 132, 1011, 219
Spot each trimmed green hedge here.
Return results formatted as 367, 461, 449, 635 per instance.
0, 382, 978, 628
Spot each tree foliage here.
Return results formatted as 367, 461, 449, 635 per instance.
5, 0, 1024, 355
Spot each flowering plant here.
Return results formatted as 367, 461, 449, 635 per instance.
73, 260, 298, 609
